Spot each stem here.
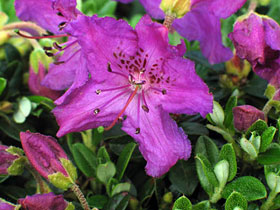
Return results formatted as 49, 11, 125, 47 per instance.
260, 190, 278, 210
263, 101, 272, 117
248, 0, 257, 12
210, 186, 223, 203
70, 183, 91, 210
25, 163, 50, 194
1, 22, 47, 35
163, 15, 175, 30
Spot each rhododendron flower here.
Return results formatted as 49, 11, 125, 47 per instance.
18, 193, 72, 210
15, 0, 88, 104
233, 105, 265, 131
229, 12, 280, 89
0, 145, 24, 175
114, 0, 246, 64
53, 15, 213, 177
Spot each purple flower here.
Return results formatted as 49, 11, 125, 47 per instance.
29, 61, 61, 101
0, 199, 19, 210
53, 15, 213, 177
0, 145, 18, 175
233, 105, 265, 131
18, 193, 70, 210
229, 12, 280, 89
15, 0, 88, 104
20, 131, 75, 183
115, 0, 246, 64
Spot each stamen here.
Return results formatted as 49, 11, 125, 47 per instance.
54, 61, 65, 65
45, 52, 54, 57
53, 42, 63, 50
43, 46, 53, 51
15, 30, 69, 39
94, 109, 100, 115
142, 105, 149, 113
57, 12, 64, 17
104, 86, 139, 131
95, 85, 130, 95
58, 22, 67, 30
56, 49, 81, 64
151, 87, 167, 95
135, 128, 140, 134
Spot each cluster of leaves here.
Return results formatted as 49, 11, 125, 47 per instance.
2, 0, 280, 210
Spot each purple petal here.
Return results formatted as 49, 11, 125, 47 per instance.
173, 5, 233, 64
52, 0, 81, 21
122, 104, 191, 177
263, 18, 280, 51
151, 57, 213, 117
139, 0, 164, 19
64, 15, 138, 82
53, 79, 130, 137
0, 146, 18, 175
0, 202, 15, 210
18, 193, 67, 210
29, 64, 61, 100
15, 0, 66, 34
20, 131, 69, 179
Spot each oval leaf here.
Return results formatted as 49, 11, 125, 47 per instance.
225, 191, 248, 210
172, 196, 192, 210
219, 144, 237, 181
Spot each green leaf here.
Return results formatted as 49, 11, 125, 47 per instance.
208, 101, 225, 127
245, 120, 268, 138
96, 161, 116, 184
266, 172, 280, 193
172, 196, 192, 210
169, 160, 198, 195
193, 200, 211, 210
260, 127, 277, 153
196, 153, 219, 187
0, 77, 7, 96
271, 194, 280, 210
139, 178, 155, 203
222, 176, 267, 201
97, 1, 117, 16
225, 192, 248, 210
258, 143, 280, 165
219, 144, 237, 181
27, 95, 55, 110
97, 146, 111, 164
214, 160, 229, 187
116, 142, 136, 181
180, 122, 209, 136
195, 136, 219, 165
240, 138, 258, 159
88, 195, 108, 209
111, 182, 131, 197
72, 143, 97, 177
0, 175, 9, 184
224, 96, 237, 130
103, 193, 130, 210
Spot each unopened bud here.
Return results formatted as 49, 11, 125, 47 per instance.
18, 193, 74, 210
160, 0, 191, 18
214, 160, 229, 187
208, 101, 224, 127
20, 131, 77, 190
233, 105, 265, 131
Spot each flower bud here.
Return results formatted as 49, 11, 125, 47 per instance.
18, 193, 74, 210
266, 172, 280, 193
214, 160, 229, 187
20, 131, 77, 190
0, 145, 26, 176
233, 105, 265, 131
0, 198, 20, 210
29, 49, 61, 100
208, 101, 224, 127
160, 0, 191, 18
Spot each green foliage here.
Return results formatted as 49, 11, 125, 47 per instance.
172, 196, 192, 210
225, 192, 248, 210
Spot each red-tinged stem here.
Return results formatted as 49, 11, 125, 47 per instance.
1, 21, 47, 34
105, 86, 139, 131
70, 184, 91, 210
16, 30, 69, 39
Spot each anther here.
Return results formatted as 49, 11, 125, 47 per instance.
118, 117, 123, 122
45, 52, 54, 57
140, 68, 146, 73
57, 12, 64, 17
162, 89, 167, 95
58, 22, 67, 30
135, 128, 140, 134
141, 105, 149, 113
94, 108, 100, 115
43, 46, 53, 51
95, 89, 101, 95
53, 42, 63, 50
54, 61, 65, 65
107, 63, 112, 72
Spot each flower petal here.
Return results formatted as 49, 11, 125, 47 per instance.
139, 0, 164, 19
15, 0, 66, 34
263, 18, 280, 51
122, 104, 191, 177
53, 79, 130, 137
173, 5, 233, 64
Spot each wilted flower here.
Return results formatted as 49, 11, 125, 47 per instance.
229, 12, 280, 89
0, 198, 20, 210
15, 0, 88, 104
0, 145, 25, 176
115, 0, 246, 64
18, 193, 74, 210
233, 105, 265, 131
28, 49, 61, 100
20, 131, 77, 190
53, 15, 213, 177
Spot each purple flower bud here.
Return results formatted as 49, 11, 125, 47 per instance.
0, 198, 19, 210
20, 131, 68, 178
233, 105, 265, 131
18, 193, 70, 210
0, 145, 19, 175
